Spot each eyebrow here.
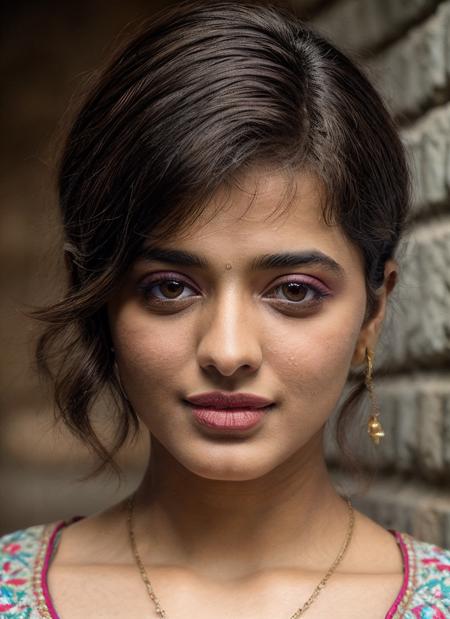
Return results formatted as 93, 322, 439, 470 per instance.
135, 246, 345, 277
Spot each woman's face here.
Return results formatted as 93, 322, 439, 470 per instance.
108, 168, 375, 481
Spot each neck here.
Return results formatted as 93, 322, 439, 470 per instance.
132, 430, 351, 580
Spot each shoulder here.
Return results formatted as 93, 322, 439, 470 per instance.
0, 522, 58, 618
395, 530, 450, 618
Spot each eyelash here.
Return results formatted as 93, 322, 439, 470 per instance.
137, 272, 332, 309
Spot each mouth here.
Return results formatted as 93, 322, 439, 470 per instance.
183, 391, 275, 433
185, 391, 274, 409
188, 407, 272, 432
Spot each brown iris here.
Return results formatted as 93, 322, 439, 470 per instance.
281, 282, 308, 302
160, 280, 185, 299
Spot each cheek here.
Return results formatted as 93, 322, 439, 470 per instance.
109, 306, 192, 394
266, 313, 363, 401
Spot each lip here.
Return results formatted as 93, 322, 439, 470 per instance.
185, 391, 274, 409
189, 407, 267, 431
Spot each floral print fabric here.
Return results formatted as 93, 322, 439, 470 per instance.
1, 524, 42, 618
1, 521, 449, 618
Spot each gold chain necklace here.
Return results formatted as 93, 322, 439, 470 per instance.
127, 491, 354, 618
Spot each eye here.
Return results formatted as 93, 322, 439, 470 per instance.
137, 273, 198, 305
137, 273, 332, 309
265, 277, 331, 306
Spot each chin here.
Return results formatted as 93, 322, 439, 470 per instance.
180, 449, 279, 482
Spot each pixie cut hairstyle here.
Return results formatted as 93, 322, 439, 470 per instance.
35, 0, 411, 475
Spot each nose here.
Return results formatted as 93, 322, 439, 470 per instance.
196, 286, 262, 378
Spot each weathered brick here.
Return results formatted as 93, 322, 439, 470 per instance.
444, 394, 450, 473
402, 103, 450, 215
375, 219, 450, 367
445, 510, 450, 548
367, 2, 450, 119
395, 388, 419, 473
447, 4, 450, 80
330, 468, 450, 546
313, 0, 441, 54
385, 377, 449, 480
412, 498, 448, 545
326, 374, 450, 480
418, 391, 446, 478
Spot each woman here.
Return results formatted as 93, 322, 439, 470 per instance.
1, 1, 449, 617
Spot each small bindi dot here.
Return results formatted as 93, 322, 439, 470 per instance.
225, 263, 232, 270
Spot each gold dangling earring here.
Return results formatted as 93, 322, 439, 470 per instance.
365, 348, 385, 445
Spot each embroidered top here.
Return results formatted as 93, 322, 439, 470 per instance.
0, 520, 449, 618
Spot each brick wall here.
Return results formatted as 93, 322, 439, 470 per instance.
314, 0, 450, 547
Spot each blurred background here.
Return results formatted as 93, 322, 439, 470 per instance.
1, 0, 450, 544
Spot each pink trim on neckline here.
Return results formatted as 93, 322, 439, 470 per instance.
41, 521, 65, 619
385, 528, 410, 618
39, 521, 410, 619
41, 517, 84, 619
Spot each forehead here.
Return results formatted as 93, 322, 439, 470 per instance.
149, 167, 330, 249
148, 167, 358, 261
153, 167, 330, 244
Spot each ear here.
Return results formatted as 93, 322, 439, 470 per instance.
350, 258, 398, 368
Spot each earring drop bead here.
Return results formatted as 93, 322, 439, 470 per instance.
367, 415, 385, 444
365, 348, 385, 446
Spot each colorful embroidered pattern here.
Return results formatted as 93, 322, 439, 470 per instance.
387, 531, 450, 618
0, 524, 42, 618
406, 536, 450, 619
0, 522, 449, 618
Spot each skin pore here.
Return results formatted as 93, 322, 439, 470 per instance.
47, 167, 402, 618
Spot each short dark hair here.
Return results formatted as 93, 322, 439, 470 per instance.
33, 0, 412, 481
